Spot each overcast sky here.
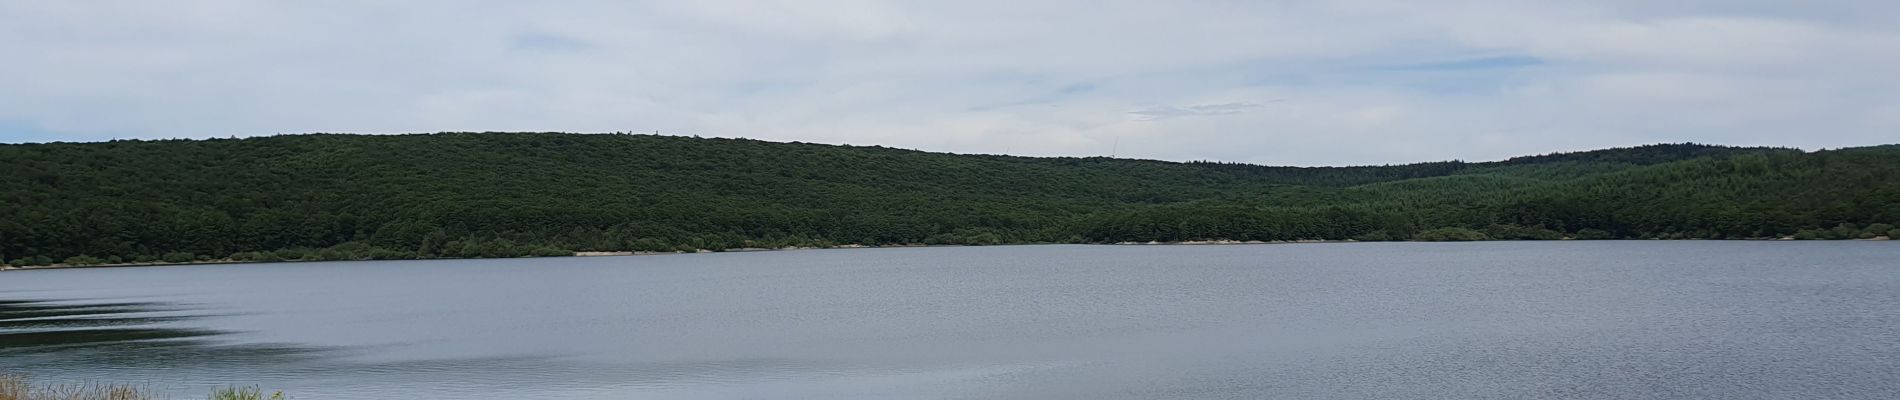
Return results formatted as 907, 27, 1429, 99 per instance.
3, 1, 1897, 165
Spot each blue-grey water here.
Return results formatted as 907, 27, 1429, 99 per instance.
3, 242, 1898, 399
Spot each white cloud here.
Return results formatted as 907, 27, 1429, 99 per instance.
1128, 103, 1271, 121
1, 1, 1897, 165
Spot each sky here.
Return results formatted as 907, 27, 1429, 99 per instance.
2, 1, 1897, 166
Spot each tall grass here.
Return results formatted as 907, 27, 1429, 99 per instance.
0, 375, 284, 400
205, 387, 284, 400
0, 374, 148, 400
0, 375, 24, 400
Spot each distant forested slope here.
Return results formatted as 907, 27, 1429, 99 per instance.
2, 133, 1895, 266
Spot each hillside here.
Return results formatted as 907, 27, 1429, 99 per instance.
2, 133, 1896, 266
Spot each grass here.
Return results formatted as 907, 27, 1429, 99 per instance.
205, 387, 283, 400
0, 374, 284, 400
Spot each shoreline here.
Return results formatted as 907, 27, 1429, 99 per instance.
2, 237, 1888, 273
0, 243, 942, 272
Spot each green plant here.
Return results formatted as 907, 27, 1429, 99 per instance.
1572, 228, 1615, 240
161, 252, 197, 263
1352, 229, 1398, 242
206, 386, 284, 400
1415, 227, 1489, 242
3, 134, 1897, 262
0, 374, 152, 400
63, 255, 105, 266
2, 374, 283, 400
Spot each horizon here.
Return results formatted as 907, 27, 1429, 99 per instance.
3, 2, 1898, 166
0, 130, 1870, 168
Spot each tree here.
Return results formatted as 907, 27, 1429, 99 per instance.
161, 252, 196, 263
1866, 223, 1894, 238
1573, 228, 1615, 240
1415, 227, 1489, 242
0, 133, 1894, 262
63, 255, 104, 266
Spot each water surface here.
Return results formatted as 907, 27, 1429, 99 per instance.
4, 242, 1898, 399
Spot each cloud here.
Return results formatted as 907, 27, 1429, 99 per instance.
1379, 56, 1545, 71
511, 33, 593, 52
1128, 102, 1272, 121
1, 1, 1897, 165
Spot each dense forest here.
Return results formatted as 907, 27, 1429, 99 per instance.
2, 132, 1896, 266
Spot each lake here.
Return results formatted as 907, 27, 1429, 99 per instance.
3, 242, 1898, 399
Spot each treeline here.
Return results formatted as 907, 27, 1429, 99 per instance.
1, 133, 1896, 267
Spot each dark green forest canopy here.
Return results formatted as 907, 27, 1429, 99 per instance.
2, 133, 1897, 265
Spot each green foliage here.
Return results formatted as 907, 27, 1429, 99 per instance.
61, 255, 104, 266
160, 252, 197, 263
1351, 230, 1404, 242
1483, 225, 1564, 240
1415, 227, 1490, 242
1572, 228, 1615, 240
1829, 224, 1865, 240
0, 133, 1895, 263
0, 373, 170, 400
0, 375, 284, 400
205, 386, 283, 400
529, 246, 572, 257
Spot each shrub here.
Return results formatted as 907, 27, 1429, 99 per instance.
228, 251, 285, 262
161, 252, 197, 263
1572, 228, 1615, 240
630, 238, 671, 252
1890, 228, 1900, 239
1483, 225, 1563, 240
206, 386, 285, 400
1828, 223, 1861, 240
529, 246, 572, 257
272, 248, 309, 261
63, 255, 105, 266
364, 248, 420, 260
1352, 230, 1397, 242
1793, 229, 1823, 240
1414, 227, 1489, 242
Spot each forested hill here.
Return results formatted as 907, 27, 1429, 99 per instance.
2, 133, 1897, 266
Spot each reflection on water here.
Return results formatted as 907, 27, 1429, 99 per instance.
0, 300, 213, 348
2, 242, 1899, 399
0, 296, 323, 396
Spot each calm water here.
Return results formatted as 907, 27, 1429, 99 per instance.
3, 242, 1898, 399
